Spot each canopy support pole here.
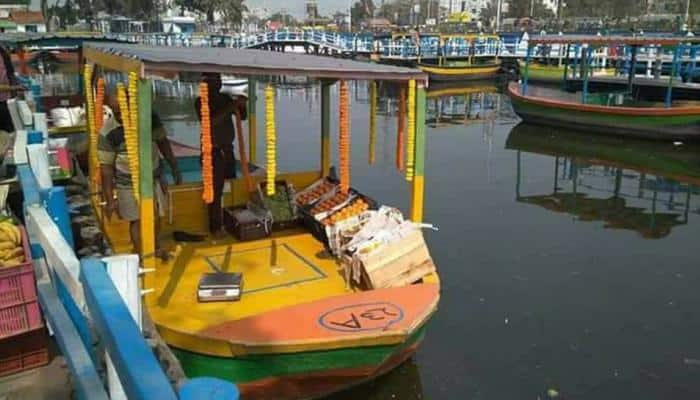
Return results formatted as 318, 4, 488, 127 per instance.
247, 79, 257, 163
137, 78, 155, 307
627, 45, 638, 95
562, 43, 570, 89
522, 44, 532, 95
410, 82, 426, 223
666, 45, 681, 108
582, 45, 592, 104
321, 80, 332, 177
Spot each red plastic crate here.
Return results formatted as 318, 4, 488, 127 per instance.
0, 226, 42, 340
0, 327, 50, 377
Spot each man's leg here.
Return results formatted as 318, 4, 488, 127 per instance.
117, 187, 140, 252
129, 220, 140, 253
208, 150, 225, 235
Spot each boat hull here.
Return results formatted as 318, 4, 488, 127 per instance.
419, 63, 501, 82
517, 60, 615, 83
173, 323, 428, 400
507, 82, 700, 141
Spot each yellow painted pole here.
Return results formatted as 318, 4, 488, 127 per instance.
247, 78, 257, 164
321, 80, 332, 176
136, 77, 156, 306
368, 81, 377, 165
410, 81, 427, 223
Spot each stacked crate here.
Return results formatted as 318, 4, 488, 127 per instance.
0, 226, 49, 377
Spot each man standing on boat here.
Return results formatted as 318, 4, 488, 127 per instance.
99, 96, 182, 258
195, 72, 247, 238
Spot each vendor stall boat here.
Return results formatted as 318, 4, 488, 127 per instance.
509, 36, 700, 141
418, 34, 501, 82
83, 43, 439, 399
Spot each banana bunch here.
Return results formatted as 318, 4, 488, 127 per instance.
0, 222, 24, 268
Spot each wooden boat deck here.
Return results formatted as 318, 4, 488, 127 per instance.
100, 171, 439, 358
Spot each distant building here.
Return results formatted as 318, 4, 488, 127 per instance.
0, 9, 44, 32
440, 0, 492, 19
366, 17, 392, 31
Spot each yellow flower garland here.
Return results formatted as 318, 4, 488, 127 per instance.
368, 81, 377, 165
405, 79, 416, 181
338, 80, 350, 194
117, 82, 139, 203
265, 85, 277, 196
199, 82, 214, 204
83, 64, 97, 180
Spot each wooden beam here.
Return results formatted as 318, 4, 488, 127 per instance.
84, 46, 142, 75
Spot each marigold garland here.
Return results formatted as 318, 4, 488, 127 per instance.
405, 79, 416, 181
83, 64, 97, 180
199, 82, 214, 204
396, 85, 406, 171
368, 81, 377, 165
117, 82, 139, 203
338, 80, 350, 194
265, 85, 277, 196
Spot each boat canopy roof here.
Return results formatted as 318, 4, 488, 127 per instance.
0, 32, 132, 49
528, 35, 700, 46
84, 42, 428, 82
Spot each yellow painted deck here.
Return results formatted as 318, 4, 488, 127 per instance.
99, 170, 439, 358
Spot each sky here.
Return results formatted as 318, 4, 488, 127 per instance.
245, 0, 355, 18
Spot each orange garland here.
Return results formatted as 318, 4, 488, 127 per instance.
199, 82, 214, 204
339, 80, 350, 194
396, 85, 406, 171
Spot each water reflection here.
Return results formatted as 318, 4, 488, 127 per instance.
507, 123, 700, 239
325, 358, 424, 400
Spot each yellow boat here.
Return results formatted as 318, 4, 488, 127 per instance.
418, 34, 501, 82
84, 43, 440, 399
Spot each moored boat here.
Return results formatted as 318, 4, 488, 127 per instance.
83, 43, 440, 399
418, 34, 501, 82
509, 36, 700, 140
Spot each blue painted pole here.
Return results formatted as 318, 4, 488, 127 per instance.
572, 44, 580, 79
687, 45, 697, 81
522, 45, 532, 96
179, 378, 239, 400
80, 258, 178, 400
27, 130, 43, 144
666, 45, 681, 107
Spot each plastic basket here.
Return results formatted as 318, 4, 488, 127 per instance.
0, 226, 41, 340
0, 327, 50, 377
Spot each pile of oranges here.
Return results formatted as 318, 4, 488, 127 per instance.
311, 191, 350, 215
296, 180, 335, 206
322, 198, 369, 226
199, 82, 214, 204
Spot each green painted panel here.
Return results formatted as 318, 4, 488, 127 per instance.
174, 325, 427, 383
137, 79, 154, 198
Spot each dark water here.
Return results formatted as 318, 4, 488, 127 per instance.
154, 80, 700, 400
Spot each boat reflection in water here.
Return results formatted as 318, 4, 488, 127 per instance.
506, 123, 700, 239
425, 82, 503, 130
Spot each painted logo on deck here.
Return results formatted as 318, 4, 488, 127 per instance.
318, 302, 404, 332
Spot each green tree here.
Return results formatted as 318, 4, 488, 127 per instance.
351, 0, 375, 27
268, 12, 297, 26
507, 0, 555, 18
216, 0, 247, 29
